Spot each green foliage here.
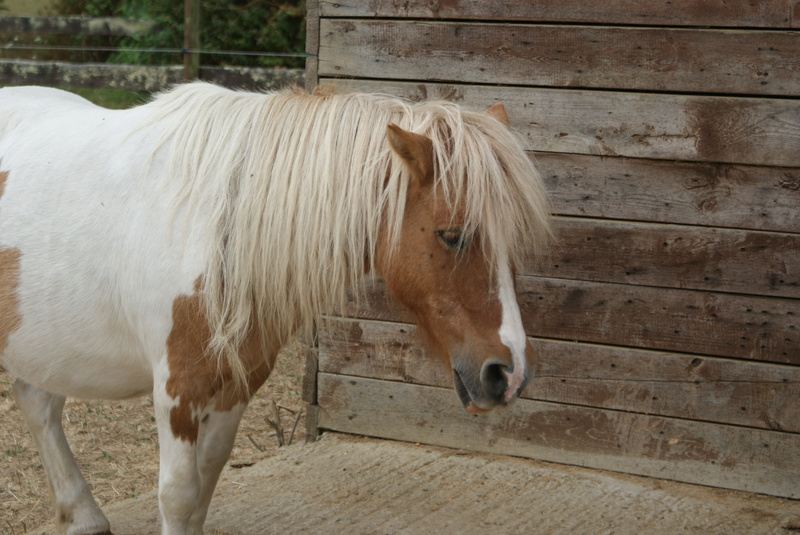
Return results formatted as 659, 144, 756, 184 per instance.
49, 0, 306, 68
0, 0, 111, 62
64, 87, 150, 108
111, 0, 183, 65
39, 0, 122, 63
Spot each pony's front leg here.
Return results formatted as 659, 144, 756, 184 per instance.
189, 403, 247, 530
13, 380, 111, 535
153, 376, 248, 535
153, 380, 202, 535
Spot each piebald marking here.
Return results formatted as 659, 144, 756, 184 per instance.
497, 260, 529, 402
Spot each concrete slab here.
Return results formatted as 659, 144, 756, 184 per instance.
33, 433, 800, 534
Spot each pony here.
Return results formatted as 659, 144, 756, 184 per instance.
0, 82, 551, 534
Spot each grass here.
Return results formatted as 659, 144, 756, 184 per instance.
62, 87, 151, 109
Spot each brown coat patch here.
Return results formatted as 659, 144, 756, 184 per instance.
165, 278, 274, 443
0, 169, 8, 198
375, 156, 508, 370
0, 165, 21, 355
0, 248, 22, 355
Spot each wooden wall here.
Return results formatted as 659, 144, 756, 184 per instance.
304, 1, 800, 498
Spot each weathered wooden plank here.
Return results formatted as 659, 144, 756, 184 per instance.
318, 318, 800, 432
319, 0, 795, 28
304, 0, 320, 92
0, 15, 156, 36
304, 56, 318, 93
304, 338, 320, 443
795, 0, 800, 28
317, 374, 800, 498
0, 59, 304, 91
305, 403, 320, 442
536, 218, 800, 297
347, 278, 800, 364
319, 20, 800, 96
517, 278, 799, 365
302, 347, 319, 405
532, 339, 800, 434
321, 79, 800, 167
305, 0, 320, 56
536, 153, 800, 234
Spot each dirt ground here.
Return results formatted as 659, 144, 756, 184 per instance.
0, 339, 307, 534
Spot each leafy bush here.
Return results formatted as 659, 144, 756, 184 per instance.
49, 0, 306, 68
39, 0, 121, 62
0, 0, 118, 62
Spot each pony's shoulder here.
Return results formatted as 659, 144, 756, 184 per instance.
0, 87, 99, 127
0, 86, 95, 107
0, 87, 121, 145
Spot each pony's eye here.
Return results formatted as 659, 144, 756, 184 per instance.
436, 229, 467, 250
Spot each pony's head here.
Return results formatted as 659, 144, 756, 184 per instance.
145, 84, 549, 412
374, 102, 551, 413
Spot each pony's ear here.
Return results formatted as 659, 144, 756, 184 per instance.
386, 124, 434, 184
485, 102, 510, 126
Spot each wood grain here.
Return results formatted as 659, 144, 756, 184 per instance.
305, 0, 320, 55
318, 318, 800, 432
321, 79, 800, 167
316, 373, 800, 498
319, 20, 800, 96
536, 153, 800, 233
304, 0, 320, 92
346, 278, 800, 365
517, 277, 799, 364
302, 347, 319, 405
307, 1, 800, 499
319, 0, 796, 28
535, 218, 800, 297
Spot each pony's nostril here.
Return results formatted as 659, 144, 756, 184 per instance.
481, 361, 510, 403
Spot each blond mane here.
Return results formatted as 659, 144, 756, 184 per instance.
144, 82, 551, 384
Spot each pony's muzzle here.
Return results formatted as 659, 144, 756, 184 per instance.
453, 358, 529, 414
481, 359, 511, 404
